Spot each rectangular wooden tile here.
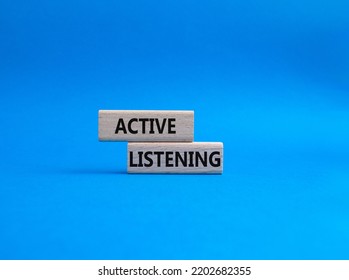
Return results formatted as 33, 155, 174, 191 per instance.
128, 142, 223, 174
99, 110, 194, 142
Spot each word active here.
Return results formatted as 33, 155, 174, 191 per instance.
99, 110, 194, 142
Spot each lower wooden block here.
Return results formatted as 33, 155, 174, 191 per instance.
128, 142, 223, 174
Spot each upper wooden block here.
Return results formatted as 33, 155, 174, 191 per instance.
98, 110, 194, 142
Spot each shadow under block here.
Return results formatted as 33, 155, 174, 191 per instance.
128, 142, 223, 174
99, 110, 194, 142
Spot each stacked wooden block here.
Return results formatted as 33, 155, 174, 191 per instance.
98, 110, 223, 174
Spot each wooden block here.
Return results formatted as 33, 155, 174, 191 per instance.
128, 142, 223, 174
99, 110, 194, 142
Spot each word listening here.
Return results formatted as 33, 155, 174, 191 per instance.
129, 150, 221, 168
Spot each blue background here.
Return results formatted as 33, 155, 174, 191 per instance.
1, 0, 349, 259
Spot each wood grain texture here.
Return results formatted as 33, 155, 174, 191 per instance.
99, 110, 194, 142
128, 142, 223, 174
